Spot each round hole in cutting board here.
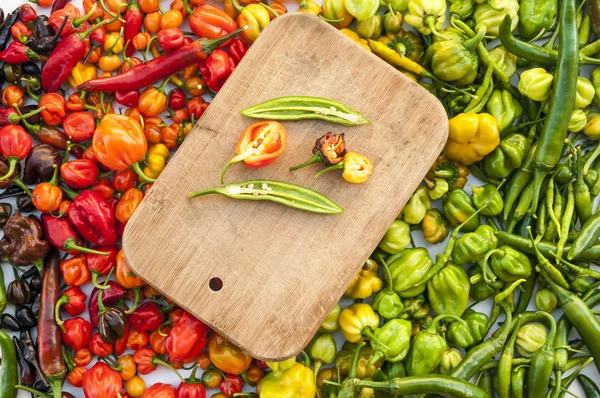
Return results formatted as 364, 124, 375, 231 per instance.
209, 277, 223, 291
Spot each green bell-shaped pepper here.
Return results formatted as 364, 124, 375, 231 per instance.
569, 109, 587, 132
372, 258, 404, 319
468, 265, 503, 301
421, 209, 449, 244
427, 262, 470, 316
440, 348, 463, 375
406, 314, 464, 376
518, 0, 556, 40
449, 0, 475, 19
472, 183, 504, 216
387, 248, 433, 298
357, 14, 382, 39
443, 189, 480, 232
401, 185, 431, 224
308, 332, 337, 365
378, 220, 411, 254
486, 89, 523, 131
535, 288, 558, 313
401, 295, 430, 320
379, 0, 409, 13
488, 45, 517, 78
319, 303, 342, 333
335, 342, 384, 379
575, 77, 595, 109
368, 319, 412, 364
426, 25, 485, 86
485, 245, 532, 282
515, 323, 547, 358
482, 133, 528, 179
446, 309, 489, 348
383, 4, 402, 33
473, 0, 519, 37
452, 225, 498, 265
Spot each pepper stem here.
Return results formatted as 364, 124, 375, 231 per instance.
49, 381, 63, 398
220, 154, 247, 184
463, 24, 487, 52
12, 103, 39, 136
423, 15, 447, 39
478, 249, 503, 284
495, 279, 527, 304
92, 271, 111, 290
12, 177, 33, 197
300, 350, 311, 367
428, 313, 467, 332
54, 294, 69, 333
153, 357, 186, 383
183, 0, 194, 15
289, 154, 323, 171
73, 3, 98, 27
0, 158, 18, 181
125, 287, 141, 314
319, 15, 345, 23
231, 0, 245, 13
8, 104, 45, 124
379, 257, 394, 294
361, 327, 390, 351
314, 162, 345, 179
348, 342, 366, 379
203, 26, 247, 55
63, 237, 111, 256
131, 162, 157, 184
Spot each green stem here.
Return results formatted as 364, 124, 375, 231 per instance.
314, 162, 344, 179
54, 295, 68, 333
289, 154, 322, 171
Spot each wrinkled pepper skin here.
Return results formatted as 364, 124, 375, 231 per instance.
421, 209, 449, 244
443, 189, 480, 232
335, 342, 384, 379
369, 319, 412, 363
444, 113, 500, 165
472, 184, 504, 216
378, 220, 411, 254
427, 262, 470, 316
447, 309, 489, 348
338, 303, 380, 343
473, 0, 519, 37
344, 259, 382, 299
519, 0, 557, 40
488, 246, 532, 282
406, 315, 453, 376
452, 225, 498, 265
401, 185, 431, 224
387, 248, 433, 298
260, 363, 315, 398
486, 89, 523, 131
483, 133, 528, 179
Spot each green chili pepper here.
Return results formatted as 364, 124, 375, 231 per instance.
503, 144, 536, 221
537, 202, 547, 238
0, 330, 17, 398
440, 348, 463, 375
579, 14, 592, 47
449, 0, 475, 19
308, 333, 337, 380
519, 0, 557, 41
464, 62, 495, 113
188, 180, 344, 214
401, 186, 431, 224
319, 303, 342, 333
368, 319, 412, 364
514, 273, 536, 317
484, 246, 532, 283
472, 184, 504, 216
452, 225, 498, 265
488, 45, 517, 78
508, 180, 534, 232
496, 314, 523, 398
497, 230, 600, 261
511, 366, 528, 398
241, 96, 370, 126
545, 185, 565, 241
357, 14, 382, 39
568, 210, 600, 260
421, 209, 449, 244
483, 133, 528, 180
372, 258, 404, 319
574, 147, 593, 223
526, 313, 557, 398
378, 220, 411, 254
556, 182, 575, 262
578, 375, 600, 398
447, 309, 489, 348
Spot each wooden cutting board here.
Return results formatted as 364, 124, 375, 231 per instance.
123, 13, 447, 361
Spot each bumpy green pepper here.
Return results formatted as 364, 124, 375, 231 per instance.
404, 0, 446, 36
357, 14, 382, 39
383, 4, 402, 33
372, 259, 404, 319
473, 0, 519, 37
319, 303, 342, 333
575, 76, 595, 109
468, 265, 503, 301
472, 184, 504, 216
387, 248, 433, 298
308, 333, 336, 375
449, 0, 475, 19
369, 319, 412, 364
406, 314, 463, 376
535, 288, 558, 313
515, 323, 547, 358
378, 220, 411, 254
482, 133, 527, 179
443, 189, 480, 232
401, 295, 430, 320
518, 68, 554, 102
380, 0, 409, 12
427, 262, 470, 316
447, 309, 489, 348
345, 0, 379, 21
425, 178, 449, 200
421, 209, 449, 244
426, 26, 485, 86
401, 186, 431, 224
518, 0, 556, 40
592, 67, 600, 106
485, 245, 532, 282
488, 45, 517, 78
569, 109, 588, 132
440, 348, 463, 375
335, 342, 384, 379
486, 89, 523, 131
452, 225, 498, 265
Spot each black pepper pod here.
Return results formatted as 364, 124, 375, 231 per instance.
21, 62, 40, 76
0, 313, 22, 331
23, 144, 63, 184
7, 278, 34, 305
16, 194, 35, 212
0, 10, 5, 26
16, 305, 36, 329
0, 10, 19, 51
30, 293, 40, 317
33, 15, 54, 38
0, 203, 12, 227
27, 15, 67, 55
20, 328, 45, 387
98, 306, 128, 344
14, 336, 35, 386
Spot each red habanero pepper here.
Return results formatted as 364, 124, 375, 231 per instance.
90, 25, 107, 45
189, 4, 237, 43
87, 245, 118, 288
176, 366, 206, 398
61, 159, 99, 190
134, 347, 158, 375
150, 328, 169, 354
115, 90, 140, 108
60, 255, 90, 287
39, 93, 67, 126
92, 178, 116, 200
82, 362, 122, 398
227, 38, 248, 64
220, 120, 286, 183
168, 88, 186, 110
166, 311, 210, 363
88, 281, 126, 328
128, 302, 165, 332
19, 4, 38, 24
56, 286, 87, 317
186, 97, 208, 119
48, 4, 93, 38
0, 125, 31, 181
41, 214, 111, 256
63, 112, 95, 142
62, 317, 92, 350
219, 374, 244, 396
88, 333, 113, 357
67, 190, 118, 246
113, 169, 138, 192
0, 41, 40, 63
143, 384, 176, 398
124, 1, 143, 57
126, 329, 149, 350
199, 49, 235, 92
11, 22, 33, 44
66, 93, 85, 112
77, 27, 244, 92
158, 27, 185, 51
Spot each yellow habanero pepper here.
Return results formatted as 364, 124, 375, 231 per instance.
338, 303, 380, 343
260, 363, 316, 398
99, 55, 122, 73
266, 357, 296, 372
345, 259, 382, 299
104, 32, 125, 54
68, 61, 97, 89
322, 0, 353, 29
443, 112, 500, 165
143, 143, 170, 179
237, 4, 270, 44
298, 0, 322, 16
340, 28, 371, 52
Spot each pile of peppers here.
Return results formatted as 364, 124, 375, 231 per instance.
3, 0, 600, 397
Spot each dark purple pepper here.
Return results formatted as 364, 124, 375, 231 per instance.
89, 281, 126, 328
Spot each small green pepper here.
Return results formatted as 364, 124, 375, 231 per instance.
473, 0, 519, 36
401, 186, 431, 224
421, 209, 449, 244
516, 323, 547, 358
568, 109, 587, 132
372, 258, 404, 319
425, 178, 449, 200
483, 133, 528, 179
319, 303, 342, 333
357, 14, 382, 39
427, 262, 470, 316
369, 319, 412, 364
486, 89, 523, 131
485, 245, 533, 282
468, 265, 503, 301
380, 0, 409, 12
440, 348, 463, 375
382, 4, 402, 33
488, 45, 517, 78
535, 288, 558, 313
446, 309, 489, 348
387, 248, 433, 298
452, 225, 498, 265
335, 342, 384, 379
401, 295, 430, 320
449, 0, 475, 19
518, 0, 557, 40
378, 220, 411, 254
308, 332, 337, 376
472, 184, 504, 216
443, 189, 480, 232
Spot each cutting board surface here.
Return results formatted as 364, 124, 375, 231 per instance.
123, 13, 447, 361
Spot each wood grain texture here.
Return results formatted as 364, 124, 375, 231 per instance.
123, 12, 447, 361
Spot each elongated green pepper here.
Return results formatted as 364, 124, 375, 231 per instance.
496, 314, 523, 398
0, 330, 17, 398
578, 375, 600, 398
503, 144, 536, 221
496, 230, 600, 261
526, 312, 556, 398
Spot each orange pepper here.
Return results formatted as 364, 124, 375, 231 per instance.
144, 116, 164, 144
59, 200, 72, 215
66, 93, 85, 112
127, 331, 150, 351
223, 0, 239, 19
143, 285, 163, 300
39, 93, 66, 126
116, 355, 138, 381
132, 32, 152, 51
99, 55, 122, 73
170, 0, 189, 18
115, 188, 144, 223
32, 166, 62, 213
60, 255, 90, 287
189, 4, 238, 43
182, 64, 199, 79
67, 367, 87, 388
161, 9, 184, 28
138, 80, 169, 117
269, 2, 287, 18
139, 0, 160, 13
115, 249, 146, 289
121, 56, 143, 74
149, 327, 169, 354
73, 348, 92, 367
1, 85, 24, 108
144, 12, 163, 33
195, 352, 212, 369
172, 110, 189, 124
83, 0, 105, 21
126, 107, 142, 121
184, 76, 205, 96
161, 123, 180, 149
103, 12, 123, 32
208, 332, 252, 375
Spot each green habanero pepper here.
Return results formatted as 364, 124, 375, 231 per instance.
486, 89, 523, 131
425, 177, 449, 200
372, 258, 404, 319
516, 323, 547, 358
401, 185, 431, 224
440, 348, 464, 375
592, 67, 600, 106
427, 262, 470, 316
345, 0, 379, 21
488, 45, 517, 78
483, 245, 532, 282
518, 0, 557, 41
483, 133, 528, 180
518, 68, 554, 102
575, 76, 595, 109
406, 314, 465, 376
421, 209, 449, 244
378, 220, 411, 254
357, 14, 382, 39
404, 0, 447, 37
401, 295, 430, 320
468, 265, 503, 301
319, 303, 342, 333
447, 309, 489, 348
449, 0, 475, 19
443, 189, 481, 232
383, 4, 402, 33
569, 109, 587, 132
472, 184, 504, 216
380, 0, 410, 12
368, 319, 412, 364
336, 342, 384, 379
535, 288, 558, 313
452, 225, 498, 265
387, 248, 433, 298
308, 333, 337, 377
473, 0, 519, 37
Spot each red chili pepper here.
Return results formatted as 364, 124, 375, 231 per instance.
61, 159, 99, 190
39, 93, 67, 126
0, 125, 32, 181
150, 328, 169, 354
126, 329, 148, 350
168, 88, 186, 110
133, 347, 158, 375
158, 27, 185, 51
0, 41, 40, 64
114, 322, 130, 356
166, 311, 210, 363
19, 4, 38, 24
113, 169, 138, 193
82, 362, 122, 397
67, 190, 118, 246
59, 286, 87, 316
88, 281, 126, 328
77, 28, 243, 93
10, 22, 33, 44
48, 4, 92, 38
88, 333, 113, 357
219, 374, 244, 396
89, 25, 107, 45
62, 317, 92, 350
115, 90, 140, 108
124, 1, 143, 57
63, 111, 95, 142
87, 245, 118, 288
41, 214, 110, 256
92, 177, 116, 200
227, 38, 248, 64
129, 302, 165, 332
199, 49, 235, 92
143, 383, 176, 398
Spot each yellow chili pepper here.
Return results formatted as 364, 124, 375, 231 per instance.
345, 259, 382, 299
68, 61, 97, 89
237, 4, 270, 44
338, 303, 380, 343
298, 0, 322, 16
368, 39, 426, 76
443, 112, 500, 165
143, 143, 170, 179
260, 363, 316, 398
104, 32, 125, 54
340, 28, 371, 52
266, 357, 296, 372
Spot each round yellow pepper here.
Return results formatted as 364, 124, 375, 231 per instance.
237, 4, 270, 44
339, 303, 380, 343
584, 113, 600, 140
298, 0, 323, 16
344, 259, 382, 299
144, 143, 170, 179
443, 112, 500, 165
104, 32, 125, 54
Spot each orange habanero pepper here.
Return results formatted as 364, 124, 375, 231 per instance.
115, 188, 144, 223
189, 4, 238, 44
208, 332, 252, 375
138, 80, 169, 117
32, 165, 63, 213
60, 255, 90, 287
116, 249, 146, 289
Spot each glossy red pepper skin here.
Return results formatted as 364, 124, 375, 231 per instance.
115, 90, 140, 108
0, 108, 18, 127
62, 317, 92, 350
114, 322, 129, 356
11, 22, 32, 43
51, 0, 73, 14
124, 1, 143, 57
63, 111, 95, 142
219, 374, 244, 396
0, 41, 40, 63
67, 190, 118, 246
133, 347, 158, 374
41, 33, 87, 92
90, 26, 106, 45
176, 382, 206, 398
168, 88, 186, 110
227, 38, 248, 64
61, 159, 99, 190
142, 383, 177, 398
158, 27, 185, 51
88, 333, 113, 357
87, 245, 118, 276
199, 49, 235, 91
41, 214, 87, 255
0, 125, 32, 161
129, 302, 165, 332
62, 286, 87, 316
88, 281, 126, 328
19, 4, 38, 24
166, 311, 210, 362
82, 362, 122, 398
48, 5, 86, 38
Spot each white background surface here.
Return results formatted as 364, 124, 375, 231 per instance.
1, 0, 599, 396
